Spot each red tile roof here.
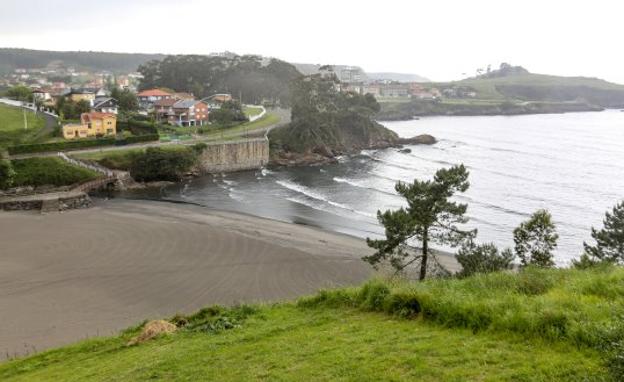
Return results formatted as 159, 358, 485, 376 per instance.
81, 112, 116, 123
137, 89, 173, 97
154, 98, 178, 107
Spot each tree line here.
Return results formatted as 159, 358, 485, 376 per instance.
366, 164, 624, 279
138, 54, 300, 106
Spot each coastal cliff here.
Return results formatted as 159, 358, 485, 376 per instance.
269, 71, 399, 166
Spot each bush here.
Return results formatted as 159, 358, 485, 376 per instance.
0, 158, 16, 189
381, 292, 421, 318
170, 304, 258, 333
129, 147, 198, 182
456, 241, 515, 277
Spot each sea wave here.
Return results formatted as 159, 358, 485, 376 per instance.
277, 180, 376, 219
333, 176, 398, 197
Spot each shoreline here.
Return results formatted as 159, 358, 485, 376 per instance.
376, 103, 610, 121
0, 198, 460, 360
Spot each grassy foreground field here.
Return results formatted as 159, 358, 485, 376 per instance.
0, 104, 46, 148
1, 266, 622, 381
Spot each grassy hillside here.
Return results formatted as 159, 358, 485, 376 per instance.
0, 48, 164, 74
379, 67, 624, 119
9, 157, 99, 188
2, 266, 622, 381
0, 104, 47, 148
456, 73, 624, 107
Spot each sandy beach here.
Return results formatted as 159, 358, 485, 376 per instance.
0, 199, 458, 359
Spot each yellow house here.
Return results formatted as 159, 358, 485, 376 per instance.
68, 89, 95, 104
62, 112, 117, 140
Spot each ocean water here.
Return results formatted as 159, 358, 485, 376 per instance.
141, 110, 624, 265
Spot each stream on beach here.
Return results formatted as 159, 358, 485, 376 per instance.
123, 110, 624, 265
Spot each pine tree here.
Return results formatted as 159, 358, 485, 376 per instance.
365, 164, 476, 280
513, 209, 558, 267
577, 201, 624, 266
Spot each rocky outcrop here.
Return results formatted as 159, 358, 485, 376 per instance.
399, 134, 437, 145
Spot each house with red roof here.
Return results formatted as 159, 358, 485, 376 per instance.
137, 88, 174, 110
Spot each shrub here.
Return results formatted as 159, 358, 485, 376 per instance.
382, 292, 421, 317
456, 241, 515, 277
170, 304, 258, 334
0, 158, 16, 189
129, 147, 198, 182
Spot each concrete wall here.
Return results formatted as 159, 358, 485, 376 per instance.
197, 138, 269, 173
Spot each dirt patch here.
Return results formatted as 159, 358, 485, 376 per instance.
128, 320, 177, 346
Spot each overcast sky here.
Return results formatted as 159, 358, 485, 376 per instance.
2, 0, 623, 83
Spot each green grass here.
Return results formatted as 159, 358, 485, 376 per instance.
0, 104, 47, 147
73, 145, 190, 171
204, 113, 280, 139
9, 157, 99, 188
433, 73, 624, 102
0, 305, 607, 381
1, 266, 622, 380
243, 105, 263, 117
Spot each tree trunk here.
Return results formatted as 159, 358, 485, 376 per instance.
419, 231, 428, 281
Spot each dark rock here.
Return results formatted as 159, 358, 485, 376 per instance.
398, 148, 412, 154
399, 134, 437, 145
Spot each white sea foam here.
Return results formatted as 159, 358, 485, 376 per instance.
277, 180, 375, 218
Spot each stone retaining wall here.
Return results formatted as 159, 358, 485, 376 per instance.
197, 138, 269, 173
0, 193, 91, 212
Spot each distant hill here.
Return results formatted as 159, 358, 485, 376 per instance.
378, 64, 624, 120
452, 64, 624, 108
0, 48, 165, 74
293, 63, 429, 83
367, 72, 430, 82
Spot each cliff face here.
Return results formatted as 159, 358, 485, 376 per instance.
269, 117, 398, 166
269, 73, 399, 166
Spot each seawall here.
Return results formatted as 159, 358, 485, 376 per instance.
197, 138, 269, 173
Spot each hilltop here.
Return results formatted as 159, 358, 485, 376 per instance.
0, 48, 165, 74
1, 266, 621, 381
378, 64, 624, 120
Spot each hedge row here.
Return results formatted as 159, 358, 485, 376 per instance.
8, 134, 160, 155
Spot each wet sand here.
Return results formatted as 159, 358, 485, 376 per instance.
0, 199, 458, 359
